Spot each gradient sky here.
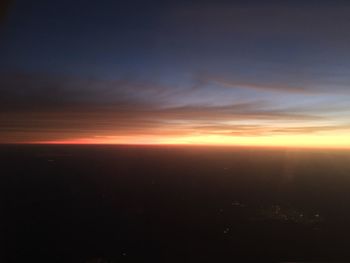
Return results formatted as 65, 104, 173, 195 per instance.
1, 0, 350, 147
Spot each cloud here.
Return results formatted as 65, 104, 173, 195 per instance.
199, 75, 312, 94
0, 72, 167, 111
193, 68, 350, 95
0, 71, 347, 143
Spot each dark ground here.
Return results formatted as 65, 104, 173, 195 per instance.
1, 145, 350, 262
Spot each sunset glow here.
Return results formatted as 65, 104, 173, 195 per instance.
1, 1, 350, 148
35, 132, 350, 149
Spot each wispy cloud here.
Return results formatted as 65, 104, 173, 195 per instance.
200, 75, 312, 94
0, 72, 348, 143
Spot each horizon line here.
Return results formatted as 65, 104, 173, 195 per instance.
2, 142, 350, 150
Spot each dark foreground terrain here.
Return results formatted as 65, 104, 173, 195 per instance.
1, 145, 350, 262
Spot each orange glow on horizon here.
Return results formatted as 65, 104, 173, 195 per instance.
30, 132, 350, 149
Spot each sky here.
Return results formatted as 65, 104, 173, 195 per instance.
1, 0, 350, 147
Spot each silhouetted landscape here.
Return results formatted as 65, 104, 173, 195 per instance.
2, 145, 350, 262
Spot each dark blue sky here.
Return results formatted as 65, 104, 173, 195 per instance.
1, 0, 350, 146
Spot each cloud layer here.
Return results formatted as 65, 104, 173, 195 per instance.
1, 72, 349, 143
